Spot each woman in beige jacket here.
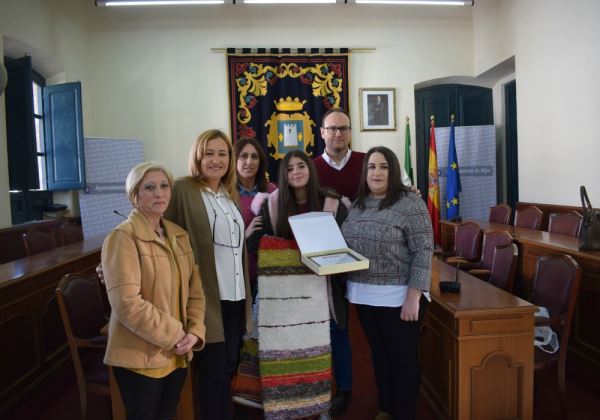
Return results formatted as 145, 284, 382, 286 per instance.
102, 162, 206, 420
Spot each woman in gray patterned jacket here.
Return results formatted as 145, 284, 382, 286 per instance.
341, 146, 433, 420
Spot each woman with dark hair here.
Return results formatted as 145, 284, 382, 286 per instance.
341, 146, 433, 420
258, 150, 347, 239
247, 150, 350, 419
234, 137, 275, 201
233, 137, 277, 293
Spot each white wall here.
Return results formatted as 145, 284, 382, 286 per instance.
1, 2, 473, 227
85, 5, 473, 179
473, 0, 600, 205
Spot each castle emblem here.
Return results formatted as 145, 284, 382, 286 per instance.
265, 97, 315, 160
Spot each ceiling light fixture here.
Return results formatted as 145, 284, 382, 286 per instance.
354, 0, 472, 5
243, 0, 336, 3
96, 0, 225, 6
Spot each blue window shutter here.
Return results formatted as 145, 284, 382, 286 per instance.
43, 82, 85, 190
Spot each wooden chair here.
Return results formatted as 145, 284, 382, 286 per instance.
59, 221, 84, 245
22, 228, 57, 256
530, 255, 581, 418
56, 274, 110, 420
457, 230, 513, 279
442, 221, 482, 264
548, 211, 583, 237
489, 204, 512, 224
487, 242, 518, 292
514, 205, 543, 230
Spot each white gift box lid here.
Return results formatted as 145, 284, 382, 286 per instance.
288, 212, 347, 254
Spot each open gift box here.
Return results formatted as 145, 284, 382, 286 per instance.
288, 211, 369, 276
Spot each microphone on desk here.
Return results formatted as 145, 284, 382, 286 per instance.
440, 251, 462, 293
113, 209, 128, 219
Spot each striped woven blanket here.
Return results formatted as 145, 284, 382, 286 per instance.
257, 236, 332, 419
231, 337, 262, 409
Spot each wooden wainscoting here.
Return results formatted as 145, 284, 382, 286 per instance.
0, 236, 104, 417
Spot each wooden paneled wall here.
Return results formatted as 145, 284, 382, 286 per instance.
0, 237, 103, 417
0, 218, 83, 264
516, 202, 588, 231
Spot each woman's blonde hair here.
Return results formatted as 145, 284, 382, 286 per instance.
187, 129, 239, 202
125, 161, 174, 206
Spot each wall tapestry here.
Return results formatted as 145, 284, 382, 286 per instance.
227, 49, 349, 182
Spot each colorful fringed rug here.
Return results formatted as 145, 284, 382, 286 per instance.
231, 337, 263, 409
257, 236, 332, 419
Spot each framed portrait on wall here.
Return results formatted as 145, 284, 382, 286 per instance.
359, 88, 396, 131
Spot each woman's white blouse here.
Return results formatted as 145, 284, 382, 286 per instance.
346, 281, 408, 307
201, 188, 245, 302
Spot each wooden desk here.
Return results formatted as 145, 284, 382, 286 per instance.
421, 259, 536, 420
0, 236, 104, 417
441, 219, 600, 374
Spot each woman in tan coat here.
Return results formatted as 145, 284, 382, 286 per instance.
102, 162, 206, 420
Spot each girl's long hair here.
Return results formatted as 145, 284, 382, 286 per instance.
276, 150, 339, 238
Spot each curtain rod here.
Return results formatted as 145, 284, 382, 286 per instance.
211, 47, 375, 53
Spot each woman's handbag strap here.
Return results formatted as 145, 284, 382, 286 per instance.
581, 185, 593, 211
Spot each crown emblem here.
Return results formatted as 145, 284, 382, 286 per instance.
274, 97, 306, 112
